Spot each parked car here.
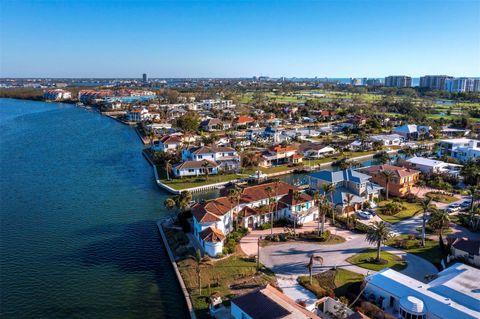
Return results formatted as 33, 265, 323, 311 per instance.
460, 200, 471, 209
357, 211, 373, 220
366, 209, 376, 217
447, 205, 461, 213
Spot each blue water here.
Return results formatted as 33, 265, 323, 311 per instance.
0, 99, 188, 318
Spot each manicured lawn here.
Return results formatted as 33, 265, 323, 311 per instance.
158, 167, 255, 190
425, 192, 458, 204
386, 235, 443, 268
259, 165, 294, 174
298, 268, 364, 299
177, 253, 275, 318
346, 249, 407, 271
376, 200, 422, 224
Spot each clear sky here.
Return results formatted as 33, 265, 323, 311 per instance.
1, 0, 479, 78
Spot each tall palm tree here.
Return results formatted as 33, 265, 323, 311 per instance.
322, 183, 336, 224
189, 249, 211, 295
293, 191, 302, 238
418, 198, 436, 247
366, 221, 393, 262
201, 161, 210, 181
380, 169, 395, 201
312, 190, 322, 235
228, 188, 238, 230
343, 193, 355, 224
431, 210, 451, 238
306, 254, 324, 284
265, 186, 274, 236
165, 159, 171, 181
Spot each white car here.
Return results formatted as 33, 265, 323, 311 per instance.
447, 205, 461, 213
357, 211, 373, 220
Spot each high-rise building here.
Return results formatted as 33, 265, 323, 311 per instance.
142, 73, 147, 82
419, 75, 453, 90
366, 78, 382, 86
384, 76, 412, 88
445, 78, 480, 93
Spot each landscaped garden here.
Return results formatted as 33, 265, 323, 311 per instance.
376, 199, 422, 223
385, 234, 443, 268
425, 191, 458, 204
346, 249, 407, 271
298, 268, 364, 301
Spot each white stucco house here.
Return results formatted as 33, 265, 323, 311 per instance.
437, 138, 480, 163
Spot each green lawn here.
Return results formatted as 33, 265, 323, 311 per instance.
159, 168, 254, 190
178, 254, 275, 318
386, 235, 443, 268
259, 165, 295, 174
376, 200, 422, 224
298, 268, 364, 299
425, 192, 458, 204
346, 249, 407, 271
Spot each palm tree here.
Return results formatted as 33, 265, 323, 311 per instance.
165, 159, 171, 181
322, 183, 336, 224
343, 193, 355, 225
322, 183, 336, 225
201, 161, 210, 181
366, 221, 393, 262
264, 186, 274, 236
380, 169, 395, 201
430, 210, 450, 238
228, 188, 238, 230
164, 197, 176, 215
306, 254, 324, 284
189, 249, 211, 295
293, 191, 302, 238
312, 190, 322, 235
418, 198, 436, 247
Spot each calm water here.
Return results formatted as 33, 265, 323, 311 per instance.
0, 99, 188, 318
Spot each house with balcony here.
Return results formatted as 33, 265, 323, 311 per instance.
126, 107, 150, 122
182, 146, 240, 172
360, 164, 420, 197
369, 134, 404, 146
192, 182, 314, 256
258, 144, 301, 167
309, 169, 382, 212
200, 118, 231, 132
437, 138, 480, 162
403, 157, 463, 176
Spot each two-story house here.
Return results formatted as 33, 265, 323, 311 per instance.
258, 144, 301, 168
152, 135, 182, 152
192, 182, 315, 257
393, 124, 431, 140
360, 164, 420, 197
182, 146, 240, 173
309, 169, 383, 213
437, 138, 480, 162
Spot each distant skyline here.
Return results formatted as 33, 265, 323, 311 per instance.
1, 0, 479, 78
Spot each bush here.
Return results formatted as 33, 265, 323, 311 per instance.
380, 202, 404, 216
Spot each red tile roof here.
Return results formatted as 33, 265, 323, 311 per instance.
235, 116, 255, 124
159, 135, 182, 144
192, 197, 233, 223
174, 159, 219, 170
269, 145, 298, 153
279, 189, 313, 206
240, 182, 298, 204
361, 164, 420, 178
199, 226, 225, 242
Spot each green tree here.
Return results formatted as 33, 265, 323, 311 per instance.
418, 198, 436, 247
306, 254, 324, 284
366, 221, 393, 262
322, 183, 336, 224
380, 169, 396, 200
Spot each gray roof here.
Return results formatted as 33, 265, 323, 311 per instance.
310, 169, 370, 184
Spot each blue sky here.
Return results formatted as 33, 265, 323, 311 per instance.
1, 0, 479, 78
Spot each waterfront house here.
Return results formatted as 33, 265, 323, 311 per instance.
172, 160, 219, 178
299, 142, 337, 159
182, 146, 240, 172
192, 181, 314, 256
127, 107, 150, 122
309, 169, 382, 212
231, 285, 322, 318
364, 263, 480, 319
436, 138, 480, 162
43, 89, 72, 101
393, 124, 431, 140
152, 135, 182, 152
258, 144, 299, 168
403, 157, 463, 176
360, 164, 420, 197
